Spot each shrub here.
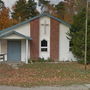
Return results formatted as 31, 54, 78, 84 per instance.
28, 58, 53, 63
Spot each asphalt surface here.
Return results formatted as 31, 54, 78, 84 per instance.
0, 84, 90, 90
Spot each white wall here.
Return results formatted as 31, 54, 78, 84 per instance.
21, 40, 26, 62
39, 16, 50, 59
59, 24, 76, 61
69, 51, 76, 61
2, 34, 25, 40
14, 23, 30, 37
0, 23, 30, 37
59, 24, 69, 61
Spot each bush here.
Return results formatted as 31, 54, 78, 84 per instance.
77, 59, 84, 64
38, 58, 46, 62
47, 58, 53, 62
28, 58, 53, 63
77, 59, 90, 64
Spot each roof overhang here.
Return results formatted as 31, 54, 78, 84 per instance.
0, 31, 32, 40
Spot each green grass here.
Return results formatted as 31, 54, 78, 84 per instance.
0, 62, 90, 87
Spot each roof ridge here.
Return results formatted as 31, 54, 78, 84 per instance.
0, 13, 71, 34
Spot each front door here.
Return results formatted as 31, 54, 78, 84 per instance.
7, 40, 21, 61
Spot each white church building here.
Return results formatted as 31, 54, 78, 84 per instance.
0, 13, 75, 63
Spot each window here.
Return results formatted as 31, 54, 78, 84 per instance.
41, 40, 47, 47
69, 41, 73, 51
41, 40, 48, 52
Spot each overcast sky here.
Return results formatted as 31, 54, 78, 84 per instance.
2, 0, 63, 8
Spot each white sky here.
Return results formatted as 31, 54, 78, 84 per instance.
2, 0, 64, 8
2, 0, 17, 8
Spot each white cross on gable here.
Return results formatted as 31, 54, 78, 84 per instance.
41, 20, 49, 34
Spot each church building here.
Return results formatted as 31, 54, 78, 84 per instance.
0, 13, 75, 63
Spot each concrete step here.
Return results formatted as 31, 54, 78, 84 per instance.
5, 61, 25, 69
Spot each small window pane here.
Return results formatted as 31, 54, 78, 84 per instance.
41, 40, 47, 47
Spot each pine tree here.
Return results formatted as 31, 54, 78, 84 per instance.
12, 0, 27, 22
69, 8, 90, 63
12, 0, 39, 22
25, 0, 39, 19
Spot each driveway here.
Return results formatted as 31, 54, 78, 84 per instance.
0, 84, 90, 90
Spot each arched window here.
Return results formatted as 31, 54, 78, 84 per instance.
41, 40, 48, 52
41, 40, 47, 47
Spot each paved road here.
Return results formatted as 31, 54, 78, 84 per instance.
0, 84, 90, 90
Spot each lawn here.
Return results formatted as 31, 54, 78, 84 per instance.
0, 62, 90, 87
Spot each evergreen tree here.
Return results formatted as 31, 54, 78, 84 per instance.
69, 8, 90, 63
12, 0, 39, 22
25, 0, 39, 19
12, 0, 26, 22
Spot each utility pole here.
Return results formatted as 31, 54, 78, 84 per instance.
85, 0, 90, 70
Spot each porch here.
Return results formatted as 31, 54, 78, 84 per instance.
0, 31, 32, 64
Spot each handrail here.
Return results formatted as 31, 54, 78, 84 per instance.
0, 54, 5, 61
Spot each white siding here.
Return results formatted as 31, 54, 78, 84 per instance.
39, 16, 50, 59
0, 23, 30, 37
2, 34, 25, 39
59, 24, 69, 61
69, 51, 76, 61
59, 24, 76, 61
14, 23, 30, 37
21, 40, 26, 62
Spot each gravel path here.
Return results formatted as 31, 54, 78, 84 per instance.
0, 84, 90, 90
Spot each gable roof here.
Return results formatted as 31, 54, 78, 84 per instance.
0, 13, 71, 34
0, 31, 32, 40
